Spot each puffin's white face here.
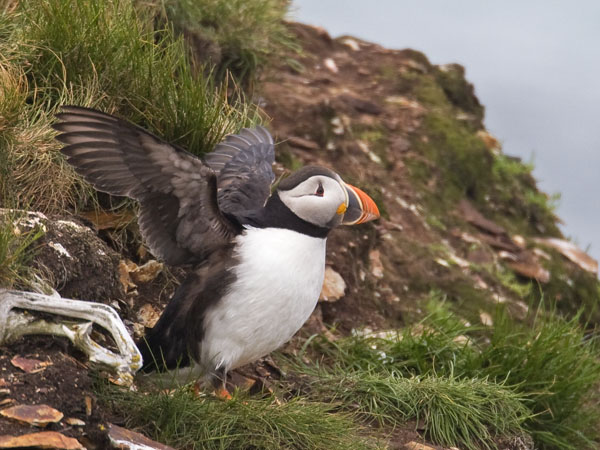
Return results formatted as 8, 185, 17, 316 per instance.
279, 174, 348, 228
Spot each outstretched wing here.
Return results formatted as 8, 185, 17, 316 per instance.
203, 126, 275, 214
53, 106, 239, 266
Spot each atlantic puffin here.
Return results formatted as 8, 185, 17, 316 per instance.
53, 106, 380, 393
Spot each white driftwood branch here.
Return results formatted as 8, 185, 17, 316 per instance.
0, 289, 142, 385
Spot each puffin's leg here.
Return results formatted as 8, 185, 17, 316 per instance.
0, 289, 142, 385
211, 367, 232, 400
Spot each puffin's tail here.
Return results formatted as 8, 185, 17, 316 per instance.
136, 283, 194, 373
137, 323, 190, 373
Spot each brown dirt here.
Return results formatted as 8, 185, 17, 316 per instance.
0, 337, 111, 448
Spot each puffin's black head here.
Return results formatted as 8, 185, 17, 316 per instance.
276, 165, 380, 229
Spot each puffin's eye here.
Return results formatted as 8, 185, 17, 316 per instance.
315, 183, 324, 197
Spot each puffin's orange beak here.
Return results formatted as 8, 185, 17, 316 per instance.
341, 183, 380, 225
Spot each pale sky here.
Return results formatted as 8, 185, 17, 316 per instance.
291, 0, 600, 264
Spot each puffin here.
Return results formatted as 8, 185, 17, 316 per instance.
53, 106, 380, 394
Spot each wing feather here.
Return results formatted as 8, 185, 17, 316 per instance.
203, 125, 275, 213
53, 106, 239, 265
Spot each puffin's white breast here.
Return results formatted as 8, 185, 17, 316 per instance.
200, 227, 326, 372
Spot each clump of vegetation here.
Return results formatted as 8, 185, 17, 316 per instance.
101, 382, 375, 450
416, 111, 493, 204
295, 296, 600, 449
433, 64, 484, 126
0, 0, 258, 213
300, 369, 529, 450
156, 0, 297, 87
400, 68, 560, 238
491, 153, 561, 235
0, 211, 44, 289
529, 249, 600, 324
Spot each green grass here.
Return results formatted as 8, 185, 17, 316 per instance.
402, 70, 562, 238
0, 210, 44, 289
491, 153, 561, 236
408, 107, 494, 209
291, 296, 600, 449
100, 381, 376, 449
295, 368, 529, 450
157, 0, 297, 87
0, 0, 257, 213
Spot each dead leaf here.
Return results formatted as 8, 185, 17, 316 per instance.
0, 431, 84, 449
130, 260, 163, 284
80, 209, 135, 230
0, 404, 63, 427
10, 356, 52, 374
118, 260, 138, 292
137, 304, 161, 328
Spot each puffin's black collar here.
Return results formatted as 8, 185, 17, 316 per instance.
237, 193, 330, 238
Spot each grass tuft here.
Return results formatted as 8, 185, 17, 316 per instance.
0, 0, 257, 213
157, 0, 297, 87
296, 368, 528, 450
100, 381, 375, 449
0, 210, 44, 289
292, 296, 600, 449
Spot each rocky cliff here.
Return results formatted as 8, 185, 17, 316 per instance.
0, 19, 598, 450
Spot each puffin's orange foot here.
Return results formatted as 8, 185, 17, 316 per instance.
213, 386, 233, 401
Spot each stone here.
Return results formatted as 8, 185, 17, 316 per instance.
338, 94, 382, 115
323, 57, 339, 73
341, 38, 360, 51
369, 250, 384, 278
108, 424, 175, 450
319, 266, 347, 301
458, 199, 506, 235
65, 417, 85, 426
508, 260, 550, 283
512, 234, 526, 248
0, 431, 84, 449
10, 356, 52, 373
533, 237, 598, 274
476, 130, 501, 153
357, 141, 382, 164
479, 311, 493, 326
0, 404, 64, 427
404, 441, 436, 450
286, 136, 320, 151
